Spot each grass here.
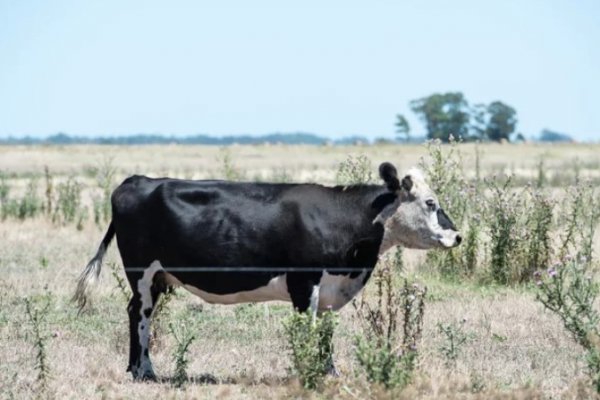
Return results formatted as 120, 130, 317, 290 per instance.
1, 143, 600, 398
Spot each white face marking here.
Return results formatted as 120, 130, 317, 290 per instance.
376, 167, 460, 253
317, 270, 368, 311
134, 260, 163, 378
166, 273, 291, 305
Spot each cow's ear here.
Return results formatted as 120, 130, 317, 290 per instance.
379, 162, 400, 191
401, 175, 413, 192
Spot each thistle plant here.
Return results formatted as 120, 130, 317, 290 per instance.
353, 262, 426, 389
438, 319, 471, 367
109, 262, 130, 302
523, 188, 554, 280
24, 294, 53, 394
483, 177, 525, 284
421, 138, 477, 278
283, 310, 337, 389
169, 317, 198, 388
151, 288, 175, 349
535, 256, 600, 392
335, 154, 374, 185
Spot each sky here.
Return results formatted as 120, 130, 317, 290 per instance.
0, 1, 599, 141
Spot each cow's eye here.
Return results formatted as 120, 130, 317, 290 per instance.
425, 199, 436, 210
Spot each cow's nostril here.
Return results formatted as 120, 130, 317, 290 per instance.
455, 235, 462, 245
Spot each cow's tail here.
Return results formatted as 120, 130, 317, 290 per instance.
73, 221, 116, 312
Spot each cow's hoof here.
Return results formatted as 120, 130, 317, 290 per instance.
132, 370, 157, 382
326, 365, 340, 377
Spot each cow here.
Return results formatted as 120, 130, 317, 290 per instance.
73, 162, 461, 380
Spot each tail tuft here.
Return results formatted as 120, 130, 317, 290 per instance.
73, 222, 115, 313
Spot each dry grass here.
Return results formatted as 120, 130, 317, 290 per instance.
2, 142, 600, 182
1, 143, 600, 399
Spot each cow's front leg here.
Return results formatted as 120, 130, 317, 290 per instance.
127, 262, 165, 380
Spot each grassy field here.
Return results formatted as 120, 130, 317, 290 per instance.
1, 143, 600, 399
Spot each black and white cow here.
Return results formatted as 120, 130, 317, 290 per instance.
74, 162, 460, 380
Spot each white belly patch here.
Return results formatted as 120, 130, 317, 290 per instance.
162, 266, 368, 310
165, 272, 291, 305
317, 270, 368, 311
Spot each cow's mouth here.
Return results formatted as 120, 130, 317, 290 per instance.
436, 232, 462, 248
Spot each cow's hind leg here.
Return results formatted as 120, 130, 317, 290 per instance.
126, 261, 167, 380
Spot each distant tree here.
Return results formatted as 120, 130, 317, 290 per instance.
468, 103, 487, 140
539, 129, 573, 143
409, 92, 470, 142
46, 132, 74, 144
485, 101, 517, 142
374, 137, 395, 145
394, 114, 411, 141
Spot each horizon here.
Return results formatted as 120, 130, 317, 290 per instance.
1, 1, 599, 141
0, 130, 589, 144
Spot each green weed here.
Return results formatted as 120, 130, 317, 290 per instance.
93, 157, 117, 226
169, 317, 198, 388
283, 310, 337, 389
484, 177, 523, 284
0, 171, 9, 219
24, 294, 53, 394
353, 263, 426, 389
437, 319, 471, 367
109, 262, 130, 302
53, 177, 85, 227
18, 178, 42, 220
43, 166, 54, 216
218, 147, 244, 181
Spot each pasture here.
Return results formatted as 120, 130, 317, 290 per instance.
1, 142, 600, 399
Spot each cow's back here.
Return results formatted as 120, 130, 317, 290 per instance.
111, 176, 389, 280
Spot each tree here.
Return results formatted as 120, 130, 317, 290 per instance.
485, 101, 517, 142
394, 114, 411, 141
468, 103, 487, 140
539, 129, 573, 143
409, 92, 470, 142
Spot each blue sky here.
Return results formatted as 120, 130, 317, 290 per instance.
0, 1, 599, 140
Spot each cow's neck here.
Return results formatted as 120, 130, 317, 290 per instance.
373, 196, 402, 256
331, 186, 400, 266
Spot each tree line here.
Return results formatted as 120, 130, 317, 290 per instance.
395, 92, 522, 143
1, 92, 575, 145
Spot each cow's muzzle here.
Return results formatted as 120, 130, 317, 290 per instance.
454, 234, 462, 246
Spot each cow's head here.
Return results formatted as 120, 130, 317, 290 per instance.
377, 162, 461, 251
